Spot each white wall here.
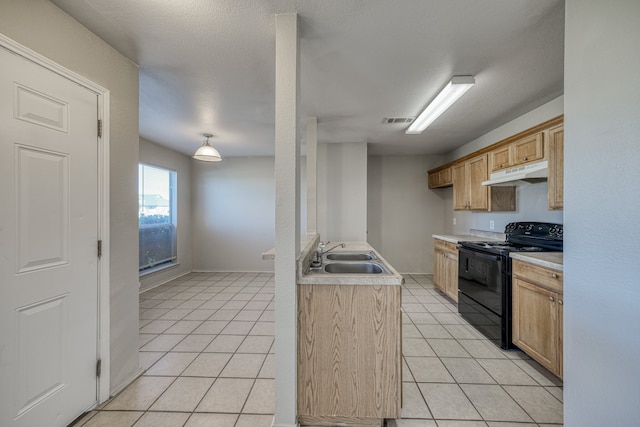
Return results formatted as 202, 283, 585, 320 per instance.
368, 155, 446, 273
139, 138, 192, 291
0, 0, 140, 393
318, 142, 367, 242
442, 96, 565, 235
191, 157, 276, 272
564, 1, 640, 425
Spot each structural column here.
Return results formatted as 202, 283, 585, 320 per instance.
273, 13, 300, 427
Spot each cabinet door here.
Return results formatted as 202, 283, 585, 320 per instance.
512, 133, 544, 165
490, 145, 511, 172
438, 167, 453, 186
452, 163, 468, 210
548, 125, 564, 210
557, 295, 563, 379
512, 278, 558, 374
468, 155, 488, 210
433, 248, 446, 292
444, 251, 459, 302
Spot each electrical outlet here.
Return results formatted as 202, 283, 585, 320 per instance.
453, 217, 457, 225
489, 220, 495, 230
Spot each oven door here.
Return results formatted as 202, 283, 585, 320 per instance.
458, 247, 505, 315
458, 247, 513, 349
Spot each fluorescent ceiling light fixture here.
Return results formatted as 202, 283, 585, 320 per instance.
193, 133, 222, 162
406, 76, 475, 134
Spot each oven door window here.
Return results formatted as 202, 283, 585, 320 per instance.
458, 248, 505, 315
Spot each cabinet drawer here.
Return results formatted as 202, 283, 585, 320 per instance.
512, 259, 562, 293
434, 239, 458, 254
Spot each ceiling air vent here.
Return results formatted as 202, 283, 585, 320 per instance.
382, 117, 415, 124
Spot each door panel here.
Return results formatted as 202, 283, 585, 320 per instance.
16, 146, 70, 272
0, 46, 99, 427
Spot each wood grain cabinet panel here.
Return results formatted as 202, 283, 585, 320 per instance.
453, 154, 515, 212
433, 239, 459, 302
547, 124, 564, 210
428, 166, 453, 189
512, 132, 544, 165
490, 145, 512, 172
297, 284, 401, 425
512, 259, 563, 379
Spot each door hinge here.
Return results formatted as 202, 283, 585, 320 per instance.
97, 240, 102, 259
96, 359, 102, 378
97, 119, 102, 138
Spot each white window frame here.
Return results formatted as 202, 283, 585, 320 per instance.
138, 163, 177, 274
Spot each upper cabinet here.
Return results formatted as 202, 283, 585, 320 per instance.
490, 132, 544, 172
453, 154, 515, 211
428, 165, 453, 189
427, 115, 564, 211
547, 124, 564, 210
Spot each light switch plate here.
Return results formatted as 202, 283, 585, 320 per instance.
489, 220, 495, 230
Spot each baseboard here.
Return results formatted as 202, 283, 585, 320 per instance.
139, 270, 191, 294
271, 417, 299, 427
108, 367, 144, 398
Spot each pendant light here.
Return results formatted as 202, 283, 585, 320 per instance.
193, 133, 222, 162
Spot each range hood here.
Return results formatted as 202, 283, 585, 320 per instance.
482, 160, 548, 186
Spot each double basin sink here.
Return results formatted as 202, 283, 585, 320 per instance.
308, 251, 391, 275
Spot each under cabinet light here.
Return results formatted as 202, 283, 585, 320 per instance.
406, 76, 475, 134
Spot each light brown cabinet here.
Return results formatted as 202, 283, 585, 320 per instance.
297, 283, 402, 425
489, 132, 544, 172
453, 155, 488, 210
428, 166, 453, 189
453, 154, 516, 211
512, 259, 563, 379
547, 124, 564, 210
433, 239, 458, 302
489, 145, 512, 172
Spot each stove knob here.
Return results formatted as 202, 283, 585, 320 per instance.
558, 228, 563, 234
525, 224, 533, 231
549, 227, 557, 234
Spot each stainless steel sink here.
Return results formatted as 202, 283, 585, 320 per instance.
324, 262, 384, 274
326, 252, 375, 261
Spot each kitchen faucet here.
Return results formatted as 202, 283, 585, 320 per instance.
311, 241, 345, 268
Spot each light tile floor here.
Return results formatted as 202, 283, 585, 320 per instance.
73, 272, 563, 427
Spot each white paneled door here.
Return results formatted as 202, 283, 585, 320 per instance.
0, 47, 99, 426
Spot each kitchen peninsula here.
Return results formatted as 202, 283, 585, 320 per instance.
297, 237, 404, 426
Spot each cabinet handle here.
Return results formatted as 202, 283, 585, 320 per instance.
523, 156, 528, 161
551, 273, 558, 279
549, 296, 554, 302
558, 300, 563, 305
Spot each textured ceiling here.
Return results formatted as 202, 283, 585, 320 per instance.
50, 0, 564, 157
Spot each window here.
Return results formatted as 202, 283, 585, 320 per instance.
138, 164, 177, 272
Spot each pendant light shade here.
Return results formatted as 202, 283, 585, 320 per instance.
193, 133, 222, 162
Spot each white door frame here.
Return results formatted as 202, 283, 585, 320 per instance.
0, 34, 111, 404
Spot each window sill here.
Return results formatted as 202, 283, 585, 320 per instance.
139, 262, 180, 278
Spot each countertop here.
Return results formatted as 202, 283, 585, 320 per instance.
433, 234, 494, 244
510, 252, 563, 271
297, 241, 404, 286
432, 230, 505, 244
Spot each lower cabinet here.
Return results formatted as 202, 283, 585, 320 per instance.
433, 239, 458, 302
512, 260, 563, 379
297, 283, 402, 425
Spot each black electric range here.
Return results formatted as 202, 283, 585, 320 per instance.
457, 222, 563, 349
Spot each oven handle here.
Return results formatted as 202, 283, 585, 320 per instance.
459, 248, 503, 273
459, 247, 504, 261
